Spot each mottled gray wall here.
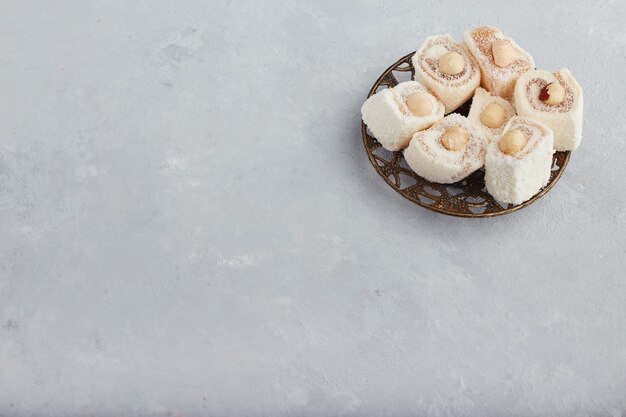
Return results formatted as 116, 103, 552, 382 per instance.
1, 0, 625, 416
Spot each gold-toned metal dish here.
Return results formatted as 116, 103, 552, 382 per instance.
361, 52, 571, 218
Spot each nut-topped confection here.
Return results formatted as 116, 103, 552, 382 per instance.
403, 114, 488, 184
485, 116, 555, 205
360, 27, 584, 213
467, 87, 516, 143
514, 68, 583, 151
361, 81, 445, 151
464, 26, 535, 99
412, 35, 481, 114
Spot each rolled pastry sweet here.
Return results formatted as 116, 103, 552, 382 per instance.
404, 114, 487, 184
412, 35, 481, 113
468, 87, 516, 143
464, 26, 535, 99
514, 68, 583, 151
361, 81, 445, 151
485, 116, 554, 205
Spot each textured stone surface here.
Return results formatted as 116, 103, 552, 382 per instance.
1, 0, 625, 416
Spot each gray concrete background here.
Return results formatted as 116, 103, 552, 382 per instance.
1, 0, 625, 416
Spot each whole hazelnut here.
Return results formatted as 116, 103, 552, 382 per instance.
438, 51, 465, 75
499, 129, 527, 155
406, 92, 433, 117
491, 39, 514, 68
441, 126, 469, 151
539, 82, 565, 105
480, 103, 506, 128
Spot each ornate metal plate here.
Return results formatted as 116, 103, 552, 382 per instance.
361, 52, 571, 218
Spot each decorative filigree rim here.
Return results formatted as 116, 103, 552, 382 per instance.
360, 52, 571, 218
